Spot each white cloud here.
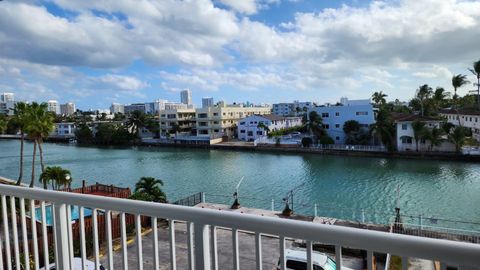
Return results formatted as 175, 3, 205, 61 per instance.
219, 0, 258, 14
94, 74, 149, 91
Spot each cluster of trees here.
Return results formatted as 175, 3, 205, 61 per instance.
75, 110, 159, 146
130, 177, 167, 203
0, 102, 73, 188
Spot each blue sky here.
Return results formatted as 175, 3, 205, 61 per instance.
0, 0, 479, 110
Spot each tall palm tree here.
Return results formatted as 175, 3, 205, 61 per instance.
370, 108, 395, 151
451, 74, 469, 100
411, 120, 426, 152
469, 59, 480, 111
12, 102, 29, 185
40, 166, 72, 190
132, 177, 167, 203
432, 87, 450, 111
25, 102, 55, 188
448, 126, 467, 153
127, 110, 149, 140
372, 91, 388, 106
415, 84, 433, 117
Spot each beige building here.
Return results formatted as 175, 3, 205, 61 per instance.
159, 108, 196, 137
195, 104, 271, 138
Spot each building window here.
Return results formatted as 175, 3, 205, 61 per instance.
336, 136, 340, 141
256, 131, 263, 135
240, 130, 245, 133
247, 131, 253, 136
335, 124, 340, 128
401, 137, 412, 144
335, 112, 340, 116
323, 124, 330, 129
402, 124, 408, 130
198, 113, 208, 118
420, 138, 426, 144
213, 113, 218, 116
356, 111, 368, 116
239, 122, 245, 125
321, 113, 329, 118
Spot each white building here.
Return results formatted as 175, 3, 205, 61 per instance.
181, 89, 192, 106
196, 104, 271, 138
159, 108, 196, 138
272, 101, 315, 116
440, 109, 480, 142
308, 98, 376, 144
47, 100, 60, 114
154, 99, 167, 114
238, 115, 303, 141
395, 114, 455, 152
165, 102, 189, 110
202, 97, 214, 108
110, 103, 125, 114
52, 122, 76, 138
124, 103, 146, 114
0, 92, 15, 115
60, 102, 76, 116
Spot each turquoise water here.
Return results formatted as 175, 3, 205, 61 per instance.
1, 140, 480, 228
34, 205, 93, 226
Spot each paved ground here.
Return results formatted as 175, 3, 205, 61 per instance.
100, 222, 363, 270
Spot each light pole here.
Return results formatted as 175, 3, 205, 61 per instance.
231, 177, 244, 209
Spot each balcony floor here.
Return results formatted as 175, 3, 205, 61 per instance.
100, 222, 365, 269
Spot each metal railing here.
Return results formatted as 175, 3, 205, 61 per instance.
0, 184, 479, 270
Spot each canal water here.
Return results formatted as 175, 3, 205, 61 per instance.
1, 140, 479, 229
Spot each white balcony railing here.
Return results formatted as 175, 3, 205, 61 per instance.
0, 184, 479, 270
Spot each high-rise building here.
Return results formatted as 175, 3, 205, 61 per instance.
180, 89, 192, 105
110, 103, 125, 114
60, 102, 76, 116
0, 92, 14, 102
47, 100, 60, 114
154, 99, 167, 114
202, 97, 214, 108
124, 103, 146, 114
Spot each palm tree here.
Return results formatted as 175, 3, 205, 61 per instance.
12, 102, 29, 185
424, 127, 444, 151
131, 177, 167, 203
432, 87, 450, 111
370, 108, 396, 151
127, 110, 148, 140
415, 84, 433, 116
469, 59, 480, 111
257, 122, 270, 136
448, 126, 467, 153
25, 102, 55, 188
372, 91, 388, 106
0, 115, 7, 134
40, 166, 72, 190
411, 120, 427, 152
451, 74, 469, 100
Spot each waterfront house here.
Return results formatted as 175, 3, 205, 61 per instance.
159, 108, 197, 138
394, 114, 455, 152
237, 114, 303, 141
308, 98, 376, 144
440, 109, 480, 142
51, 122, 76, 138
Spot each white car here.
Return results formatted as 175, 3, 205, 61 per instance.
277, 249, 354, 270
40, 258, 106, 270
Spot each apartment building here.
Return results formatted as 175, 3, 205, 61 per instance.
238, 114, 303, 141
0, 92, 15, 115
47, 100, 60, 114
159, 108, 196, 137
60, 102, 76, 116
110, 103, 125, 114
195, 104, 271, 138
272, 100, 315, 116
440, 109, 480, 141
308, 98, 376, 144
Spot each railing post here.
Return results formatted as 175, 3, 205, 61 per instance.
194, 223, 211, 270
54, 203, 71, 270
272, 199, 275, 211
314, 204, 317, 217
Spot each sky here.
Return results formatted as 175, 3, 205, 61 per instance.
0, 0, 479, 110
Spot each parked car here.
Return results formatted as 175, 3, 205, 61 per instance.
277, 249, 354, 270
39, 258, 106, 270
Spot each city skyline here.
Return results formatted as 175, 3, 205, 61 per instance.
0, 0, 479, 109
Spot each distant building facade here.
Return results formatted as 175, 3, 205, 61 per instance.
159, 108, 196, 137
180, 89, 192, 106
47, 100, 60, 115
124, 103, 146, 114
238, 115, 303, 141
440, 109, 480, 142
52, 122, 76, 138
60, 102, 76, 116
110, 103, 125, 114
272, 101, 315, 116
195, 104, 271, 138
202, 97, 214, 108
0, 92, 15, 115
308, 98, 376, 144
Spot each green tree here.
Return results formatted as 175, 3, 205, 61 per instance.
25, 102, 55, 188
130, 177, 167, 203
74, 123, 94, 144
448, 126, 467, 153
40, 166, 72, 190
307, 111, 325, 139
469, 59, 480, 111
432, 87, 450, 111
127, 110, 149, 140
415, 84, 433, 116
423, 127, 444, 151
0, 115, 7, 134
411, 120, 427, 152
372, 91, 388, 106
257, 122, 270, 136
371, 108, 396, 151
12, 102, 29, 185
452, 74, 469, 100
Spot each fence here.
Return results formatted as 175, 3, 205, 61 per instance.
313, 144, 387, 152
173, 192, 204, 207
